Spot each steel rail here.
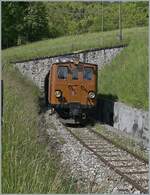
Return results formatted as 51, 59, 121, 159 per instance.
90, 127, 149, 164
65, 126, 148, 193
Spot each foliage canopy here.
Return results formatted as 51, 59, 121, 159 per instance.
2, 1, 148, 48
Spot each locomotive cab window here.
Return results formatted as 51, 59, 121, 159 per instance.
83, 67, 93, 80
57, 66, 68, 79
72, 68, 78, 80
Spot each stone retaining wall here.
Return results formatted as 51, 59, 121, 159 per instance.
98, 99, 149, 147
14, 46, 124, 91
114, 102, 149, 146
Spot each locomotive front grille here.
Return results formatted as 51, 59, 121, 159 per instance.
69, 102, 80, 106
69, 102, 81, 117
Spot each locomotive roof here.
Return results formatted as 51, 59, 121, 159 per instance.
53, 61, 98, 67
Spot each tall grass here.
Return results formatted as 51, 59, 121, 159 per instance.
98, 27, 148, 110
2, 65, 75, 193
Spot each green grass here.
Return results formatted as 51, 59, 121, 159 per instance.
98, 27, 148, 110
2, 27, 147, 64
94, 124, 148, 162
2, 65, 76, 193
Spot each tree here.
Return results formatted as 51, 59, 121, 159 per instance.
2, 2, 28, 48
2, 2, 49, 48
23, 2, 49, 42
2, 1, 149, 49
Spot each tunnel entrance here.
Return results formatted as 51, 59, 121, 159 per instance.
44, 71, 50, 106
96, 94, 118, 126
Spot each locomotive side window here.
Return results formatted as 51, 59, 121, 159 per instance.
72, 68, 78, 80
57, 66, 68, 79
83, 67, 93, 80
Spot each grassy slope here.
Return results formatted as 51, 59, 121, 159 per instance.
2, 65, 75, 193
2, 27, 146, 64
2, 27, 148, 109
98, 27, 148, 110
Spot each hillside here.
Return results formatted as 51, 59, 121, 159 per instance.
2, 27, 146, 64
2, 26, 148, 110
98, 27, 148, 110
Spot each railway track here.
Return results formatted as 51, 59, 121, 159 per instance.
65, 125, 149, 193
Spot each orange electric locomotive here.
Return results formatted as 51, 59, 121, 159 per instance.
47, 61, 97, 123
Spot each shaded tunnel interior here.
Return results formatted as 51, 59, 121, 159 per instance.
44, 71, 50, 106
38, 71, 50, 114
96, 94, 118, 126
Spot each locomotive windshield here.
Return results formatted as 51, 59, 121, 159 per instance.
57, 66, 68, 79
83, 67, 93, 80
72, 68, 78, 80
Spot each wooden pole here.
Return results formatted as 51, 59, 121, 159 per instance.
101, 1, 104, 32
119, 1, 122, 40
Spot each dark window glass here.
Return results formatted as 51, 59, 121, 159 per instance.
72, 68, 78, 80
57, 66, 68, 79
83, 67, 93, 80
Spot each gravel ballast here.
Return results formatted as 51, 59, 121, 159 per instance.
43, 110, 141, 194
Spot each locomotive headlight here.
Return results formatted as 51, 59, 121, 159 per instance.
55, 90, 62, 98
88, 91, 95, 99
